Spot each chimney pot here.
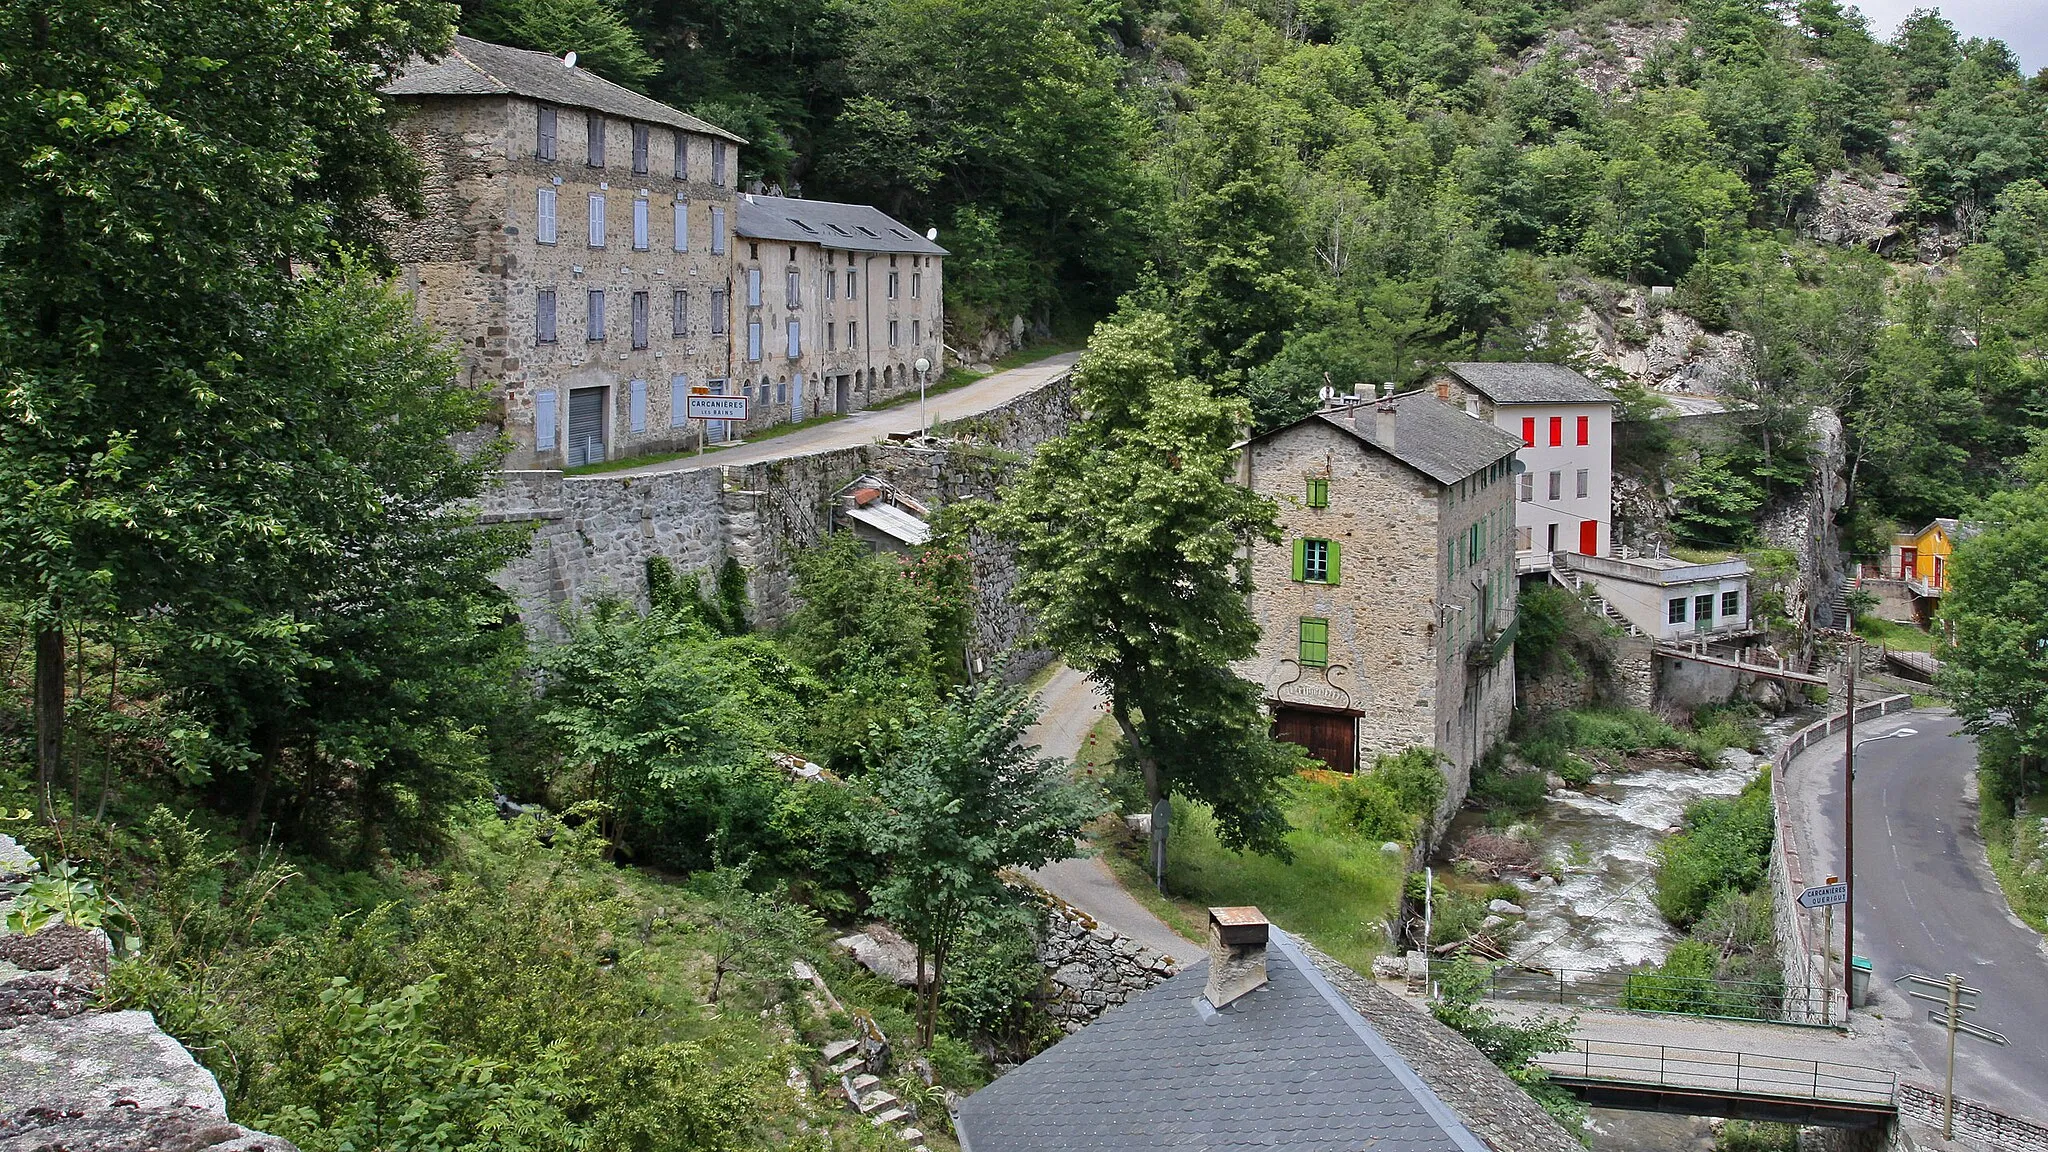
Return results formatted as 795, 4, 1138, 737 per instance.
1374, 391, 1397, 449
1435, 378, 1451, 401
1204, 906, 1270, 1009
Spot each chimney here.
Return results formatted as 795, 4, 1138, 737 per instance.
1435, 377, 1451, 401
1374, 383, 1397, 449
1204, 906, 1270, 1009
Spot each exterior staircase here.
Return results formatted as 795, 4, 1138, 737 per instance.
818, 1035, 930, 1151
1825, 582, 1853, 631
1549, 566, 1641, 637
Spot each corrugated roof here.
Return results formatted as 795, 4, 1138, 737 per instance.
383, 35, 745, 144
846, 503, 931, 546
955, 929, 1490, 1152
736, 194, 948, 256
1445, 362, 1613, 405
1253, 393, 1521, 486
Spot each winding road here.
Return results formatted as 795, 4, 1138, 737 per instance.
1790, 709, 2048, 1122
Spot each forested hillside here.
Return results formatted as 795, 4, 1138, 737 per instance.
463, 0, 2047, 532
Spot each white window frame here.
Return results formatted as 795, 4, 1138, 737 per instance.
536, 188, 557, 244
587, 192, 606, 248
632, 197, 649, 251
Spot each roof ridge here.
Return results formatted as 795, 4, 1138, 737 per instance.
444, 38, 508, 93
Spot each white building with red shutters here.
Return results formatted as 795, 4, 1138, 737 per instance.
1430, 363, 1614, 573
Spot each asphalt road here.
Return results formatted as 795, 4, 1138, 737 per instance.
1802, 710, 2048, 1121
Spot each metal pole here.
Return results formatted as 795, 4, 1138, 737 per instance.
918, 367, 928, 439
1422, 867, 1433, 953
1944, 972, 1960, 1139
1822, 901, 1834, 1026
1843, 644, 1858, 1010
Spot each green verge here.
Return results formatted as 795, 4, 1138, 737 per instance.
563, 410, 849, 475
1980, 785, 2048, 934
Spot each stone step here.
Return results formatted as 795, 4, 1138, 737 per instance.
849, 1073, 881, 1094
821, 1039, 860, 1062
899, 1130, 923, 1143
869, 1107, 910, 1126
830, 1055, 865, 1077
857, 1091, 898, 1114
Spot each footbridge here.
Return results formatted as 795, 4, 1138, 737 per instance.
1538, 1036, 1894, 1129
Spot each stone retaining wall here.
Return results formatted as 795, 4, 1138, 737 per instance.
1018, 884, 1180, 1032
1898, 1081, 2048, 1152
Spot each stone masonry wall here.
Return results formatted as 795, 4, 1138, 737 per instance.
1897, 1082, 2048, 1152
1021, 886, 1181, 1032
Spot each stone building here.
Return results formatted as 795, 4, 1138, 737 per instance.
380, 35, 946, 468
1430, 362, 1614, 572
1234, 387, 1521, 810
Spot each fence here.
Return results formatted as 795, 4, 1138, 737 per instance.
1538, 1038, 1897, 1106
1431, 960, 1829, 1025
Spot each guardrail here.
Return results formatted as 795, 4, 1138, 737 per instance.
1430, 961, 1828, 1025
1538, 1038, 1897, 1106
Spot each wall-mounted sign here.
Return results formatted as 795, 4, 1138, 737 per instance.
685, 395, 749, 421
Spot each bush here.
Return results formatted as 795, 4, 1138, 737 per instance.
939, 908, 1059, 1062
1336, 776, 1414, 842
1717, 1121, 1799, 1151
1620, 940, 1728, 1014
1369, 747, 1448, 820
1470, 765, 1547, 817
1652, 772, 1776, 926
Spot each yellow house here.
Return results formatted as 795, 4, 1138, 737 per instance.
1887, 518, 1967, 599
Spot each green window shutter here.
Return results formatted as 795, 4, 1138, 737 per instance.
1326, 540, 1341, 585
1292, 539, 1306, 582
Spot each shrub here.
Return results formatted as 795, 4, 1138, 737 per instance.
1470, 766, 1547, 817
927, 1033, 993, 1092
1336, 776, 1414, 842
939, 908, 1059, 1062
1620, 940, 1727, 1014
1717, 1121, 1799, 1151
1369, 747, 1448, 820
1652, 772, 1776, 926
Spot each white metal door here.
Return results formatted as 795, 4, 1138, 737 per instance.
566, 387, 606, 466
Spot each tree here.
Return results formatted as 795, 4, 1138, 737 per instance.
989, 309, 1303, 862
1429, 959, 1584, 1135
459, 0, 657, 88
0, 0, 454, 823
691, 862, 824, 1004
1940, 451, 2048, 782
864, 677, 1102, 1045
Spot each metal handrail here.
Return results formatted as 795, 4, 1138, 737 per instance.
1539, 1037, 1898, 1105
1432, 961, 1828, 1024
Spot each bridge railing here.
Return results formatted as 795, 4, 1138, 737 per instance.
1430, 960, 1830, 1025
1539, 1038, 1897, 1106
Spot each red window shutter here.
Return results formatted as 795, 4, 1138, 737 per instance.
1576, 415, 1589, 446
1579, 520, 1598, 556
1521, 417, 1535, 447
1549, 416, 1563, 447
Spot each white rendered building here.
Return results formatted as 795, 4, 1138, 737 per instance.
1431, 363, 1614, 573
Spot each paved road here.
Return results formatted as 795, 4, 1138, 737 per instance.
1790, 709, 2048, 1121
608, 351, 1081, 475
1019, 665, 1202, 965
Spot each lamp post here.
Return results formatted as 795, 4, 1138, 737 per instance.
915, 355, 932, 441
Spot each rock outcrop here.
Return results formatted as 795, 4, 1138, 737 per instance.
1801, 170, 1909, 250
1511, 21, 1689, 96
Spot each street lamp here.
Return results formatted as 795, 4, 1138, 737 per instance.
1850, 726, 1917, 778
915, 355, 932, 441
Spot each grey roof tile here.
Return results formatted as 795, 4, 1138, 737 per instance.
954, 930, 1491, 1152
1256, 393, 1523, 487
735, 194, 948, 256
384, 35, 745, 143
1444, 362, 1614, 405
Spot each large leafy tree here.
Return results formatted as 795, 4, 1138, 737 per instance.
989, 308, 1303, 861
1941, 450, 2048, 784
0, 0, 456, 821
865, 677, 1101, 1045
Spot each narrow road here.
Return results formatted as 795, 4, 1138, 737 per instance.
1789, 709, 2048, 1122
608, 351, 1081, 475
1020, 665, 1202, 965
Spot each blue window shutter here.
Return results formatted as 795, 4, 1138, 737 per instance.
670, 375, 689, 427
535, 390, 557, 450
630, 379, 647, 432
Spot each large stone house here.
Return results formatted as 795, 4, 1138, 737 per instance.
1235, 387, 1522, 808
1430, 362, 1614, 572
380, 35, 946, 468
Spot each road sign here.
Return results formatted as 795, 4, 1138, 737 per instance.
1798, 882, 1849, 909
686, 395, 749, 421
1928, 1011, 2007, 1045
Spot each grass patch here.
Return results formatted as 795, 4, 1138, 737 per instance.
563, 411, 848, 475
1670, 545, 1740, 564
1099, 775, 1404, 973
1981, 787, 2048, 934
1852, 614, 1936, 653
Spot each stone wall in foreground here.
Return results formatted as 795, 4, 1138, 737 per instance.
1016, 882, 1181, 1032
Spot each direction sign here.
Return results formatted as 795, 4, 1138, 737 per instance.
1797, 882, 1848, 909
1928, 1011, 2008, 1045
686, 395, 749, 421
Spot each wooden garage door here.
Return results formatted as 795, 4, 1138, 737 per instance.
1273, 706, 1357, 774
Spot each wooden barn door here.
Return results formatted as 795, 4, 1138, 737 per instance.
1273, 706, 1357, 774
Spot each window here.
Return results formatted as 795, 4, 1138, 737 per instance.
536, 288, 557, 343
827, 321, 836, 351
631, 291, 649, 349
1549, 416, 1563, 447
776, 378, 787, 403
888, 320, 899, 346
536, 107, 557, 160
632, 123, 649, 174
750, 243, 759, 260
536, 188, 557, 244
710, 207, 726, 254
672, 130, 687, 179
632, 198, 649, 250
747, 320, 762, 361
1695, 594, 1715, 625
1519, 472, 1533, 502
670, 374, 689, 427
912, 319, 921, 345
709, 289, 728, 335
848, 321, 858, 346
826, 270, 836, 301
1305, 478, 1328, 507
1576, 469, 1589, 499
672, 201, 688, 251
1548, 470, 1561, 501
586, 290, 605, 341
1576, 415, 1590, 446
1668, 598, 1688, 624
587, 193, 605, 247
787, 319, 801, 358
671, 290, 688, 337
786, 269, 800, 308
847, 270, 858, 298
1516, 526, 1533, 551
1722, 590, 1741, 617
535, 390, 557, 450
630, 378, 646, 431
887, 270, 900, 299
712, 140, 727, 184
1521, 417, 1535, 447
911, 271, 921, 298
1468, 523, 1481, 565
586, 112, 605, 167
1298, 619, 1329, 667
746, 267, 761, 308
1291, 538, 1339, 584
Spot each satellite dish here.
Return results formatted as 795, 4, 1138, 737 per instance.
925, 227, 938, 241
1318, 385, 1335, 401
562, 51, 578, 69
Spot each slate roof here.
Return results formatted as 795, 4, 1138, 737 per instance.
1249, 393, 1522, 487
383, 35, 745, 143
953, 929, 1491, 1152
1444, 362, 1613, 405
735, 194, 948, 256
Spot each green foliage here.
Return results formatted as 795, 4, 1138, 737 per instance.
2, 859, 132, 950
1514, 584, 1616, 688
938, 905, 1058, 1061
1336, 747, 1449, 843
1620, 939, 1730, 1014
460, 0, 657, 87
1941, 450, 2048, 776
1652, 771, 1777, 926
1336, 778, 1414, 843
1716, 1121, 1800, 1152
1429, 960, 1585, 1139
691, 862, 825, 1004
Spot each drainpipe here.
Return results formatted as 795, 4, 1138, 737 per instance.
863, 254, 875, 396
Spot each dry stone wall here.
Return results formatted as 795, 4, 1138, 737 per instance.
1020, 885, 1181, 1032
